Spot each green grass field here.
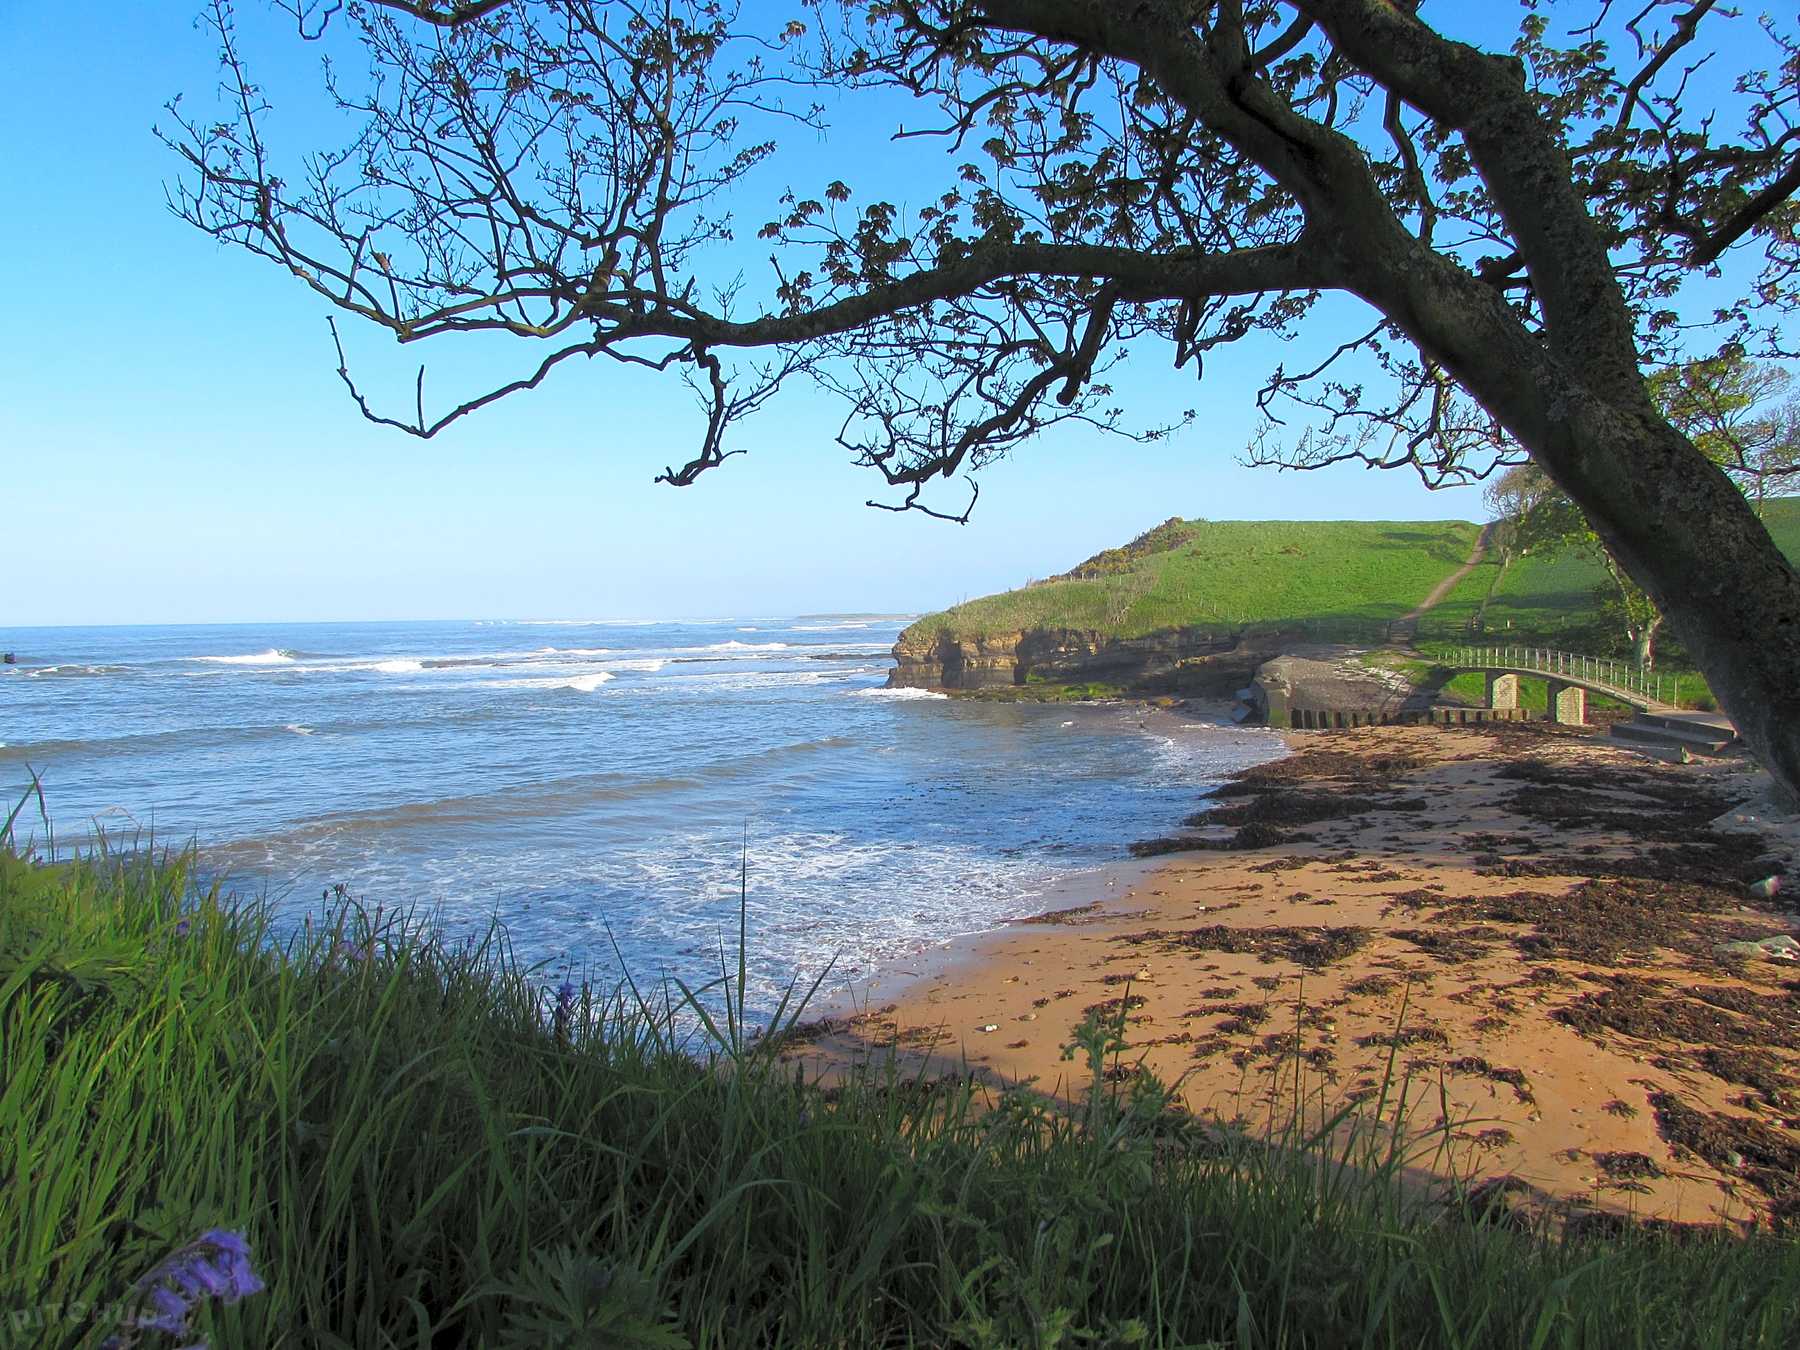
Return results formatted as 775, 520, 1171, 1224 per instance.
7, 822, 1800, 1348
1420, 499, 1800, 651
910, 519, 1484, 641
908, 504, 1800, 703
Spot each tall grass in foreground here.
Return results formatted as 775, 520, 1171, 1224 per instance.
4, 825, 1798, 1348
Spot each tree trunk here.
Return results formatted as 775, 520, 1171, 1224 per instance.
1549, 413, 1800, 801
1600, 557, 1643, 662
1634, 614, 1661, 672
1324, 190, 1800, 802
1282, 1, 1800, 800
1349, 259, 1800, 795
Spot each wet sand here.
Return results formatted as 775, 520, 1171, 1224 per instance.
795, 721, 1800, 1230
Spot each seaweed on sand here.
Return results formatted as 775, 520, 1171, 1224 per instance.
1591, 1150, 1664, 1180
1129, 823, 1316, 856
1392, 926, 1503, 964
1208, 749, 1426, 798
1474, 834, 1774, 885
1465, 879, 1742, 965
1698, 1047, 1797, 1109
1188, 791, 1428, 829
1446, 1055, 1535, 1104
1082, 994, 1150, 1018
1554, 975, 1800, 1050
1120, 923, 1371, 970
1649, 1092, 1800, 1228
1017, 902, 1106, 925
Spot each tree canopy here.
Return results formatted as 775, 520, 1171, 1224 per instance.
164, 0, 1800, 798
1650, 354, 1800, 509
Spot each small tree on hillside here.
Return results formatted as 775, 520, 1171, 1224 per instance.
1486, 356, 1796, 667
1481, 466, 1556, 578
1475, 463, 1551, 634
1484, 462, 1664, 666
1650, 354, 1800, 515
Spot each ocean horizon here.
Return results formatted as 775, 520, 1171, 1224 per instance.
1, 617, 1284, 1019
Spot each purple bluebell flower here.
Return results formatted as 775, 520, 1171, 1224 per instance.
141, 1286, 190, 1333
173, 919, 191, 939
202, 1231, 263, 1303
552, 977, 578, 1042
125, 1229, 265, 1346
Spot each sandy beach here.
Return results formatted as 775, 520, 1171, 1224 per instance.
797, 720, 1800, 1231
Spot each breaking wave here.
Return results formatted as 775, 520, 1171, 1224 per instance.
13, 664, 134, 679
194, 649, 298, 665
490, 671, 614, 693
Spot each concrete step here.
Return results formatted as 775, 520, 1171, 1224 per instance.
1636, 709, 1737, 737
1609, 719, 1738, 755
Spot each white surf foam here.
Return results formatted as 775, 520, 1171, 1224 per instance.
253, 647, 621, 676
195, 649, 296, 665
686, 666, 884, 690
849, 686, 947, 700
556, 828, 1071, 1012
492, 671, 615, 693
26, 664, 122, 678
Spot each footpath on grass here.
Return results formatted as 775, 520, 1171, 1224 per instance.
1404, 524, 1495, 623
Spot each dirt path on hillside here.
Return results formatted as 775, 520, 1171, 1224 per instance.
1403, 524, 1493, 623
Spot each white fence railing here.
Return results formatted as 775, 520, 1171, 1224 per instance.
1451, 646, 1670, 705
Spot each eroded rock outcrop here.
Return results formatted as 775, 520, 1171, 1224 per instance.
1252, 650, 1417, 729
888, 625, 1281, 694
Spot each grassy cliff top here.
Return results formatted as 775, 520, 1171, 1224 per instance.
1420, 497, 1800, 645
906, 502, 1800, 649
907, 518, 1485, 642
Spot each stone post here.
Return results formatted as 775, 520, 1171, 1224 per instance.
1486, 672, 1519, 712
1254, 664, 1293, 729
1546, 680, 1587, 726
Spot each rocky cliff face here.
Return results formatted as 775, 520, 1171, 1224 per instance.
888, 625, 1265, 693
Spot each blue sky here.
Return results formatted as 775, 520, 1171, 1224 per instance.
0, 2, 1716, 625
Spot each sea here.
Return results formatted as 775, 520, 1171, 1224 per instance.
0, 618, 1284, 1021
